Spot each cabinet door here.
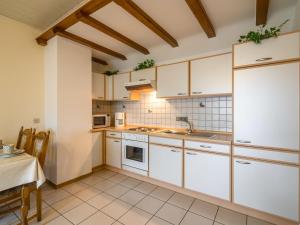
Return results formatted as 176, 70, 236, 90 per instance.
92, 73, 105, 99
92, 132, 103, 167
185, 150, 230, 200
149, 144, 183, 186
106, 138, 121, 168
233, 158, 299, 221
105, 75, 113, 100
131, 68, 155, 81
191, 53, 232, 95
113, 73, 130, 100
234, 62, 299, 150
157, 62, 189, 98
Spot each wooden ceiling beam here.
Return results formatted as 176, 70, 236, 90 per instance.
92, 57, 108, 65
113, 0, 178, 47
256, 0, 269, 25
78, 12, 149, 55
54, 29, 127, 60
36, 0, 112, 45
185, 0, 215, 38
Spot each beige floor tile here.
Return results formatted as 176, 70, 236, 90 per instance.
52, 196, 83, 214
247, 216, 274, 225
215, 207, 246, 225
101, 199, 131, 220
180, 212, 214, 225
136, 196, 164, 214
167, 193, 194, 210
43, 189, 71, 205
146, 216, 173, 225
74, 187, 101, 201
105, 184, 130, 198
29, 207, 60, 225
119, 207, 152, 225
0, 212, 20, 225
120, 177, 142, 188
112, 222, 123, 225
119, 189, 146, 205
93, 180, 116, 191
95, 170, 117, 179
156, 203, 186, 225
80, 175, 105, 186
79, 211, 115, 225
134, 182, 157, 194
63, 203, 97, 224
150, 187, 174, 201
63, 182, 89, 194
213, 222, 223, 225
109, 174, 128, 183
87, 193, 115, 209
189, 199, 218, 220
45, 216, 73, 225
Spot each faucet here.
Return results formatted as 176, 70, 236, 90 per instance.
176, 117, 193, 134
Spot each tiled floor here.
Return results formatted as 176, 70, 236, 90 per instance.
0, 169, 275, 225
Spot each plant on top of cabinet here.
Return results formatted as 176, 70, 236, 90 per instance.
104, 70, 119, 76
134, 59, 155, 71
238, 19, 289, 44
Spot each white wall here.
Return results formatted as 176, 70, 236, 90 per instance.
293, 0, 300, 30
0, 15, 44, 143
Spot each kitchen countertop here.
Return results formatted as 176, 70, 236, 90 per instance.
91, 126, 232, 145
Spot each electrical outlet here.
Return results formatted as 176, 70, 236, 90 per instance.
176, 116, 188, 122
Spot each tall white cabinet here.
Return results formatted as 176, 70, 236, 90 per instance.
113, 72, 130, 100
92, 73, 105, 100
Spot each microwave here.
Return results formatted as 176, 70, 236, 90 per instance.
93, 114, 111, 128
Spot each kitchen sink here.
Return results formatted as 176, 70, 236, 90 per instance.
160, 130, 188, 135
160, 130, 216, 138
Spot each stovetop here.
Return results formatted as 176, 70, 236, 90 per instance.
127, 127, 160, 133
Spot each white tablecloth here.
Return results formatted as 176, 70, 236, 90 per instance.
0, 153, 46, 192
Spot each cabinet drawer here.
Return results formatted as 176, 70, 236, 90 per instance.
106, 131, 122, 138
149, 136, 183, 147
234, 32, 300, 68
184, 140, 230, 154
233, 146, 299, 164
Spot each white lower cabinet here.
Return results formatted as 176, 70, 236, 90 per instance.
92, 132, 103, 168
149, 144, 183, 186
106, 138, 122, 168
233, 158, 299, 221
184, 150, 230, 200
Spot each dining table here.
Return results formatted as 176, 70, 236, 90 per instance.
0, 152, 46, 225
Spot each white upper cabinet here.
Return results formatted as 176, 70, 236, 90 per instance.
131, 68, 156, 82
234, 62, 299, 150
113, 72, 130, 100
157, 62, 189, 98
105, 75, 113, 101
92, 73, 105, 100
190, 53, 232, 95
234, 32, 300, 68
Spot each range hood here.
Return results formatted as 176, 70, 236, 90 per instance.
125, 79, 156, 91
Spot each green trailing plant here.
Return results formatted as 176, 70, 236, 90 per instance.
103, 70, 119, 76
134, 59, 155, 71
238, 19, 289, 44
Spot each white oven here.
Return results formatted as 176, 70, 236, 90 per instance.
122, 133, 148, 172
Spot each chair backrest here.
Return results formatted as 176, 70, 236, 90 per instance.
31, 131, 50, 168
16, 127, 35, 154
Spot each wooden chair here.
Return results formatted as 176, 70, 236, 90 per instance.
0, 131, 50, 224
16, 126, 36, 155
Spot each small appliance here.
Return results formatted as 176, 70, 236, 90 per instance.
115, 112, 125, 128
92, 114, 111, 128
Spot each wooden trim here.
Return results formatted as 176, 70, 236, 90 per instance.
36, 0, 112, 45
233, 58, 300, 70
185, 148, 230, 157
185, 0, 215, 38
106, 136, 122, 140
113, 0, 178, 47
149, 143, 183, 150
79, 13, 149, 55
256, 0, 269, 26
233, 155, 300, 167
55, 30, 127, 60
92, 164, 105, 172
190, 52, 232, 62
233, 143, 300, 153
92, 57, 108, 65
46, 172, 93, 189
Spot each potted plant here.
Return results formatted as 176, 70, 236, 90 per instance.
134, 59, 155, 71
103, 70, 119, 76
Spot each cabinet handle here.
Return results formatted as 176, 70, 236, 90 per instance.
123, 97, 128, 99
255, 57, 272, 62
171, 149, 180, 153
113, 140, 120, 143
192, 91, 202, 94
177, 93, 186, 96
236, 140, 251, 144
199, 145, 211, 148
110, 133, 116, 136
236, 160, 251, 165
186, 152, 197, 155
138, 79, 146, 81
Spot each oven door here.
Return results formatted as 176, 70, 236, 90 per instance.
122, 140, 148, 171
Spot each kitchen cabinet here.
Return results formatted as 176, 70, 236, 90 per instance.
92, 132, 103, 167
234, 62, 299, 150
131, 68, 155, 82
233, 158, 299, 221
156, 62, 189, 98
184, 150, 230, 200
190, 53, 232, 95
105, 75, 113, 100
92, 73, 105, 100
113, 72, 130, 100
106, 137, 122, 168
233, 32, 300, 68
149, 144, 183, 186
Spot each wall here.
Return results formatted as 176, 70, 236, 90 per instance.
0, 15, 44, 143
293, 0, 300, 30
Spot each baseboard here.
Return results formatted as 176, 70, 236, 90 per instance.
92, 164, 105, 172
46, 172, 94, 189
